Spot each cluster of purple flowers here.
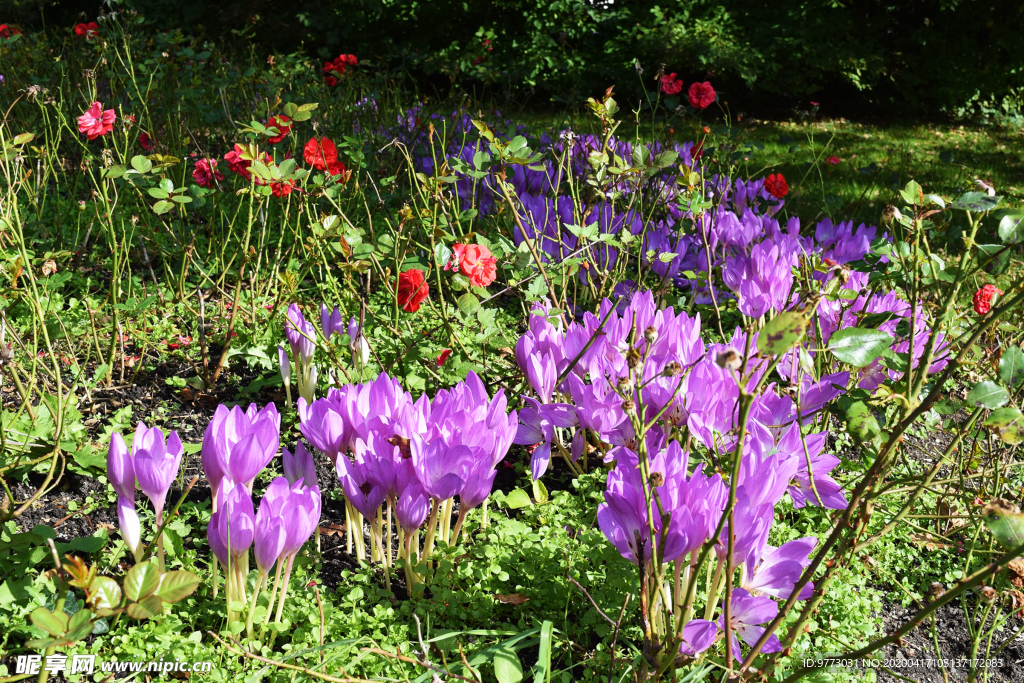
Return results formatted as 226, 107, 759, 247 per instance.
297, 370, 517, 586
512, 291, 847, 661
385, 107, 949, 397
201, 403, 321, 634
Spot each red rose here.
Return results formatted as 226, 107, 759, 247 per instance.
660, 73, 683, 96
324, 75, 338, 87
224, 144, 251, 178
690, 140, 704, 164
270, 180, 295, 197
764, 173, 789, 199
267, 115, 292, 144
0, 24, 22, 38
326, 160, 348, 183
139, 131, 155, 151
455, 243, 497, 287
397, 269, 429, 313
436, 349, 452, 367
192, 158, 224, 188
303, 137, 338, 171
687, 81, 716, 109
973, 284, 1003, 315
826, 155, 841, 165
77, 101, 116, 140
74, 22, 99, 38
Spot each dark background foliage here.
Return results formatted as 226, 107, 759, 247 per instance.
7, 0, 1024, 121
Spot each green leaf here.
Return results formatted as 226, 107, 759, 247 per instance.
494, 647, 524, 683
761, 311, 808, 355
1000, 346, 1024, 388
983, 502, 1024, 548
89, 576, 122, 613
504, 489, 533, 510
457, 293, 480, 314
147, 187, 169, 199
899, 180, 923, 205
154, 571, 200, 603
131, 155, 153, 173
843, 400, 881, 446
531, 478, 549, 505
827, 328, 893, 367
951, 191, 999, 212
533, 620, 554, 683
152, 200, 175, 214
984, 408, 1024, 445
102, 165, 126, 179
30, 607, 68, 637
998, 211, 1024, 244
966, 381, 1009, 409
13, 132, 34, 145
124, 562, 160, 601
126, 594, 163, 620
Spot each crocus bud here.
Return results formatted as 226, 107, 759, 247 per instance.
320, 304, 343, 340
278, 345, 290, 385
107, 432, 135, 500
285, 303, 315, 364
347, 316, 359, 345
116, 496, 142, 561
355, 334, 370, 367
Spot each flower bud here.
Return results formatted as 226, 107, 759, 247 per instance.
621, 399, 636, 415
644, 326, 658, 344
663, 361, 682, 377
616, 376, 633, 393
649, 472, 664, 487
980, 586, 997, 603
626, 347, 642, 370
929, 582, 945, 598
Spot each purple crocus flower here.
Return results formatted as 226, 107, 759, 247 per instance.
717, 588, 783, 661
336, 453, 386, 520
282, 441, 317, 488
107, 432, 135, 501
679, 619, 718, 656
116, 496, 142, 560
207, 480, 256, 566
130, 422, 184, 523
513, 398, 576, 480
395, 462, 430, 532
202, 403, 281, 496
320, 304, 344, 339
285, 303, 315, 363
255, 476, 320, 572
742, 537, 816, 600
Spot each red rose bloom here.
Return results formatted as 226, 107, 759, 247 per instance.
139, 131, 155, 151
267, 115, 292, 144
0, 24, 22, 38
973, 284, 1003, 315
826, 155, 841, 165
224, 144, 271, 181
270, 180, 295, 197
323, 54, 357, 84
397, 269, 429, 313
74, 22, 99, 38
690, 140, 704, 163
687, 81, 716, 109
436, 349, 452, 367
192, 158, 224, 188
454, 243, 497, 287
77, 101, 116, 140
303, 137, 338, 171
660, 73, 683, 96
764, 173, 789, 199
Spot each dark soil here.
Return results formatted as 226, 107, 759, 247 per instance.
876, 600, 1024, 683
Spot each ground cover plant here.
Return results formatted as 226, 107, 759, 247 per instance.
2, 10, 1024, 683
